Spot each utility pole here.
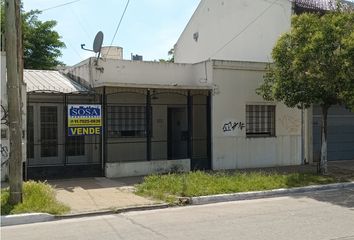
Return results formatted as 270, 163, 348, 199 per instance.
5, 0, 23, 204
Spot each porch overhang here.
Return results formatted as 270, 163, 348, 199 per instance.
93, 82, 212, 90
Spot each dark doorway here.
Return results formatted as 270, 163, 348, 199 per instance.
168, 107, 188, 160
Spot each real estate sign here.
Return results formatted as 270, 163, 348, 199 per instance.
68, 105, 102, 136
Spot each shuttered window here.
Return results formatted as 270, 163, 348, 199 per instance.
107, 106, 147, 138
246, 105, 275, 137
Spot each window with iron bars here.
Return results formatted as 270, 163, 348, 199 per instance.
107, 106, 149, 138
246, 105, 276, 138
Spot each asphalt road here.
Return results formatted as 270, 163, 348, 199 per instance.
2, 187, 354, 240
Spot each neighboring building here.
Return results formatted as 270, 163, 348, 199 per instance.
174, 0, 292, 64
1, 47, 27, 181
174, 0, 354, 164
174, 0, 353, 64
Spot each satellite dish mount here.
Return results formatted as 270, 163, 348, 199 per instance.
81, 31, 104, 63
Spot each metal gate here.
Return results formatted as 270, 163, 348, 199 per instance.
26, 92, 103, 180
103, 87, 211, 170
313, 105, 354, 161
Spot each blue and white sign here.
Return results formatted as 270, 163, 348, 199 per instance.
68, 105, 102, 136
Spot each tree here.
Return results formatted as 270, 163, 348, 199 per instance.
168, 47, 174, 63
257, 11, 354, 174
1, 2, 66, 69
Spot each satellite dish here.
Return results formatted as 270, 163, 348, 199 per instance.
93, 31, 104, 53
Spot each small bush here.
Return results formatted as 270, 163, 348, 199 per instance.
1, 181, 70, 215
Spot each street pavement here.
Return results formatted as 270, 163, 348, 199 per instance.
2, 187, 354, 240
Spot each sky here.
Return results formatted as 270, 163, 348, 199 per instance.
22, 0, 200, 66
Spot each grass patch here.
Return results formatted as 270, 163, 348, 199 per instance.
1, 181, 70, 215
135, 171, 338, 203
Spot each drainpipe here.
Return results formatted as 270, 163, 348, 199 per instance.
102, 86, 106, 176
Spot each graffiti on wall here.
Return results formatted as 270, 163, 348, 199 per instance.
1, 143, 9, 166
222, 119, 245, 136
223, 121, 245, 132
1, 104, 10, 165
1, 105, 8, 126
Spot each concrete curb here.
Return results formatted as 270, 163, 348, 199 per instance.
1, 213, 54, 227
189, 181, 354, 205
1, 203, 169, 227
3, 182, 353, 226
55, 203, 169, 220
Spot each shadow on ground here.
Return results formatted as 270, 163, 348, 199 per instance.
290, 187, 354, 209
48, 176, 144, 192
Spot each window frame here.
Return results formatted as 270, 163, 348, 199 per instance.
107, 105, 151, 138
245, 104, 276, 138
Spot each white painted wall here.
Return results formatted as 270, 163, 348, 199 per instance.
211, 60, 301, 170
1, 52, 8, 181
64, 59, 92, 89
66, 58, 214, 90
1, 52, 27, 181
101, 46, 123, 60
106, 159, 190, 178
174, 0, 292, 64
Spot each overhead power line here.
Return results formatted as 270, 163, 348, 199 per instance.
106, 0, 131, 56
210, 0, 279, 58
40, 0, 82, 12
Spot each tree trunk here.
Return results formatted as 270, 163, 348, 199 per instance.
320, 105, 329, 175
5, 0, 23, 204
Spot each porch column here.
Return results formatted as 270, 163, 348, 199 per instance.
63, 93, 67, 166
102, 87, 107, 174
207, 91, 212, 170
187, 91, 193, 159
146, 90, 152, 161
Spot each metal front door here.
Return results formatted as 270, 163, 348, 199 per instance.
168, 107, 188, 160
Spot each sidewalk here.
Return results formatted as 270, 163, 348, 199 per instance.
236, 160, 354, 181
50, 177, 162, 215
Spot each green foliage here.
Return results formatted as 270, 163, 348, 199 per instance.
1, 1, 66, 69
1, 181, 70, 215
135, 171, 337, 203
167, 47, 174, 63
257, 12, 354, 110
157, 48, 175, 63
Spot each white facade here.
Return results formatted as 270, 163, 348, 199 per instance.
66, 58, 212, 178
66, 58, 302, 176
211, 60, 301, 170
66, 58, 213, 90
174, 0, 292, 64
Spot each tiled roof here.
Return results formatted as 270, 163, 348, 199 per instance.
24, 70, 89, 93
292, 0, 354, 11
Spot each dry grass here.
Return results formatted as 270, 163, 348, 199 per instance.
136, 171, 339, 204
1, 181, 70, 215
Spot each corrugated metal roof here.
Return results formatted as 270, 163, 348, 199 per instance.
24, 70, 89, 93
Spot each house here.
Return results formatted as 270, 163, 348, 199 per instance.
1, 0, 352, 180
174, 0, 354, 164
62, 56, 302, 177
